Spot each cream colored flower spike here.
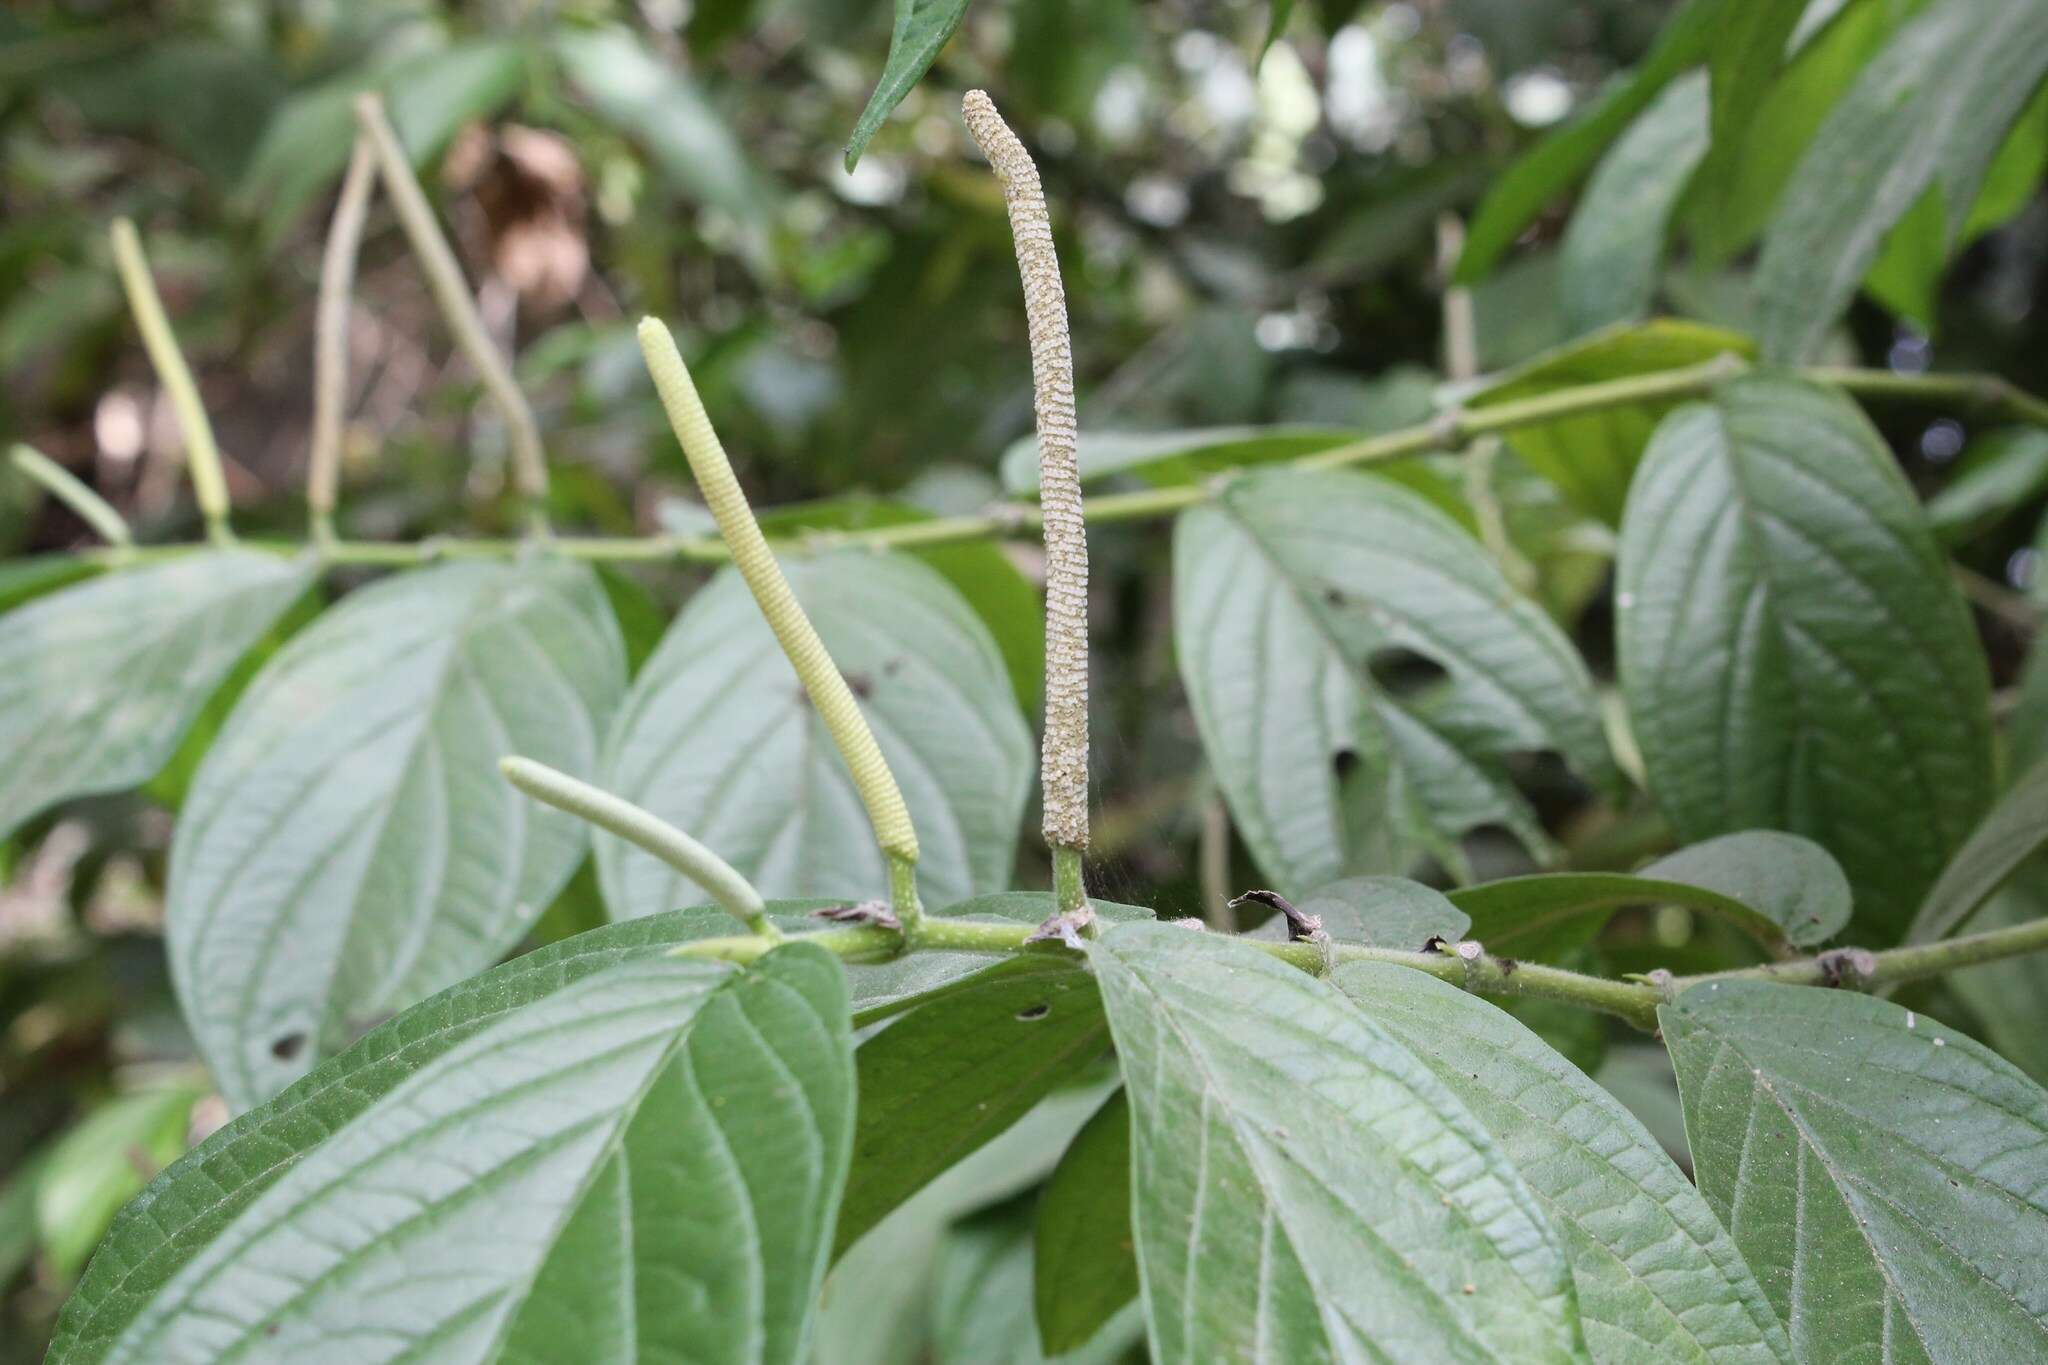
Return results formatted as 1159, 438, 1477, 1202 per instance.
962, 89, 1091, 858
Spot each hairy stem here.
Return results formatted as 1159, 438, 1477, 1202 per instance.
109, 218, 233, 545
964, 90, 1092, 875
308, 136, 378, 541
353, 94, 549, 528
11, 445, 131, 548
500, 756, 774, 937
638, 316, 923, 925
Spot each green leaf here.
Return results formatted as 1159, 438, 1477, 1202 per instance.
1704, 0, 1805, 192
756, 497, 1043, 711
1455, 0, 1717, 283
35, 1087, 203, 1281
845, 0, 973, 171
0, 552, 315, 842
836, 960, 1107, 1257
1925, 427, 2048, 541
93, 947, 852, 1364
1090, 923, 1583, 1360
816, 1083, 1119, 1365
1459, 318, 1756, 525
1662, 979, 2048, 1361
166, 559, 626, 1110
1687, 0, 1908, 267
1945, 863, 2048, 1084
0, 554, 97, 613
1335, 964, 1793, 1364
1033, 1091, 1138, 1356
1174, 467, 1617, 894
930, 1195, 1142, 1364
1288, 875, 1469, 948
1865, 83, 2048, 329
553, 27, 765, 220
1908, 753, 2048, 944
1755, 0, 2048, 362
1450, 830, 1852, 958
239, 38, 526, 248
1559, 73, 1711, 336
47, 907, 764, 1359
598, 551, 1032, 918
1616, 375, 1994, 942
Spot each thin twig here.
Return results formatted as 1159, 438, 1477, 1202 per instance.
10, 445, 131, 548
307, 136, 378, 541
108, 219, 232, 545
59, 360, 2048, 572
352, 93, 549, 527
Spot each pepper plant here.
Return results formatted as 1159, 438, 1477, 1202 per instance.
8, 12, 2048, 1360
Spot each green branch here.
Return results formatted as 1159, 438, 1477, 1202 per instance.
667, 904, 2048, 1033
68, 358, 2047, 576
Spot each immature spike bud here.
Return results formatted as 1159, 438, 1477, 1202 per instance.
963, 89, 1090, 858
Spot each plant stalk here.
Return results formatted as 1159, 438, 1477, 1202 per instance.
60, 360, 2048, 573
108, 218, 233, 545
11, 445, 131, 548
353, 93, 550, 530
308, 135, 378, 542
500, 756, 775, 937
668, 906, 2048, 1033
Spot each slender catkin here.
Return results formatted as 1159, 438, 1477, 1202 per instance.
963, 90, 1090, 856
308, 136, 377, 533
637, 318, 921, 875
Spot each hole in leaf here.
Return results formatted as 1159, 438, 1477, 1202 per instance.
1015, 1003, 1051, 1021
1331, 747, 1360, 780
844, 670, 875, 699
1366, 647, 1450, 699
270, 1032, 306, 1061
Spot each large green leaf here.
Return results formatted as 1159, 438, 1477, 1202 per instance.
1616, 376, 1994, 942
1663, 979, 2048, 1361
0, 552, 315, 841
844, 0, 973, 170
1455, 0, 1717, 283
1559, 73, 1711, 336
1033, 1091, 1137, 1356
166, 559, 626, 1110
1459, 319, 1755, 526
1908, 754, 2048, 944
1450, 830, 1852, 958
89, 947, 851, 1364
1174, 467, 1617, 894
53, 896, 1025, 1365
1335, 964, 1793, 1364
553, 26, 765, 220
1261, 875, 1470, 949
1754, 0, 2048, 362
1925, 427, 2048, 542
598, 551, 1031, 918
1703, 0, 1805, 194
1090, 923, 1583, 1360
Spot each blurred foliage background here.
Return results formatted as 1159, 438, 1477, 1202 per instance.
2, 0, 2044, 1357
